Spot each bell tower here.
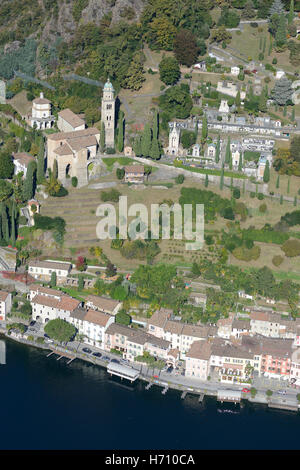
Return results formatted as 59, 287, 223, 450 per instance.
101, 78, 115, 148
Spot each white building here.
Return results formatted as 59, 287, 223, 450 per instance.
29, 285, 81, 323
185, 340, 211, 380
70, 307, 115, 348
219, 99, 229, 113
13, 152, 35, 177
29, 93, 55, 129
167, 123, 180, 156
57, 109, 85, 133
191, 143, 200, 158
0, 291, 12, 321
231, 66, 240, 76
28, 260, 72, 283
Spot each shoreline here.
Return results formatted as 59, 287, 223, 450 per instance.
2, 329, 299, 414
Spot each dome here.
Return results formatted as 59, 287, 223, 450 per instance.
104, 78, 114, 92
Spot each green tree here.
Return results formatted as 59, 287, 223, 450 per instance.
269, 0, 284, 16
0, 151, 14, 179
116, 111, 124, 153
149, 137, 161, 160
288, 0, 294, 24
50, 271, 57, 287
53, 159, 58, 180
78, 275, 84, 290
22, 160, 36, 201
159, 56, 181, 85
287, 176, 291, 194
115, 310, 131, 326
276, 174, 280, 188
294, 195, 297, 206
272, 76, 293, 105
37, 138, 45, 184
215, 135, 220, 163
153, 109, 159, 140
225, 137, 231, 165
205, 174, 209, 187
202, 114, 208, 141
122, 53, 145, 91
238, 153, 243, 172
159, 84, 193, 119
141, 123, 152, 157
116, 168, 125, 180
44, 318, 76, 343
1, 204, 9, 243
280, 194, 283, 204
0, 180, 13, 202
100, 121, 105, 152
173, 29, 199, 67
275, 13, 287, 47
263, 160, 270, 182
220, 166, 224, 190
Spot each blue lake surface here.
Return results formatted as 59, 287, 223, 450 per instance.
1, 337, 300, 450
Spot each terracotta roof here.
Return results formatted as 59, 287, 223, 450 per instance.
186, 340, 211, 361
124, 165, 144, 174
232, 319, 250, 330
148, 308, 172, 328
106, 323, 170, 349
31, 292, 80, 312
13, 152, 35, 166
217, 314, 234, 327
250, 310, 269, 322
168, 348, 179, 358
29, 284, 62, 297
53, 143, 72, 156
58, 108, 85, 128
33, 97, 50, 105
47, 127, 99, 141
85, 295, 121, 313
70, 307, 86, 321
182, 324, 210, 339
66, 135, 97, 151
29, 260, 72, 271
0, 290, 10, 302
83, 309, 113, 327
241, 335, 293, 358
164, 320, 184, 335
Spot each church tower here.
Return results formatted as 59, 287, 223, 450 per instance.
101, 78, 115, 148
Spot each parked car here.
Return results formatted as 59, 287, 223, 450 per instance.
29, 321, 36, 327
167, 366, 173, 373
242, 388, 250, 393
110, 358, 120, 364
45, 338, 54, 344
102, 356, 110, 361
92, 352, 102, 358
44, 334, 50, 339
82, 348, 92, 354
278, 390, 287, 395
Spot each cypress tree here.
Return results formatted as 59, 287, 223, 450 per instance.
50, 271, 57, 287
10, 201, 16, 246
287, 176, 291, 194
230, 177, 233, 192
292, 108, 295, 121
37, 137, 45, 185
215, 135, 220, 163
23, 161, 37, 201
280, 194, 283, 204
149, 137, 161, 160
116, 111, 124, 153
100, 121, 105, 152
276, 174, 280, 189
288, 0, 294, 24
220, 166, 224, 190
53, 159, 58, 180
205, 174, 209, 187
238, 153, 243, 172
1, 205, 9, 244
283, 105, 287, 116
225, 137, 231, 165
201, 114, 208, 141
276, 13, 287, 47
242, 179, 245, 194
141, 123, 152, 157
133, 135, 142, 157
153, 110, 159, 139
263, 160, 270, 183
255, 184, 258, 197
294, 195, 297, 206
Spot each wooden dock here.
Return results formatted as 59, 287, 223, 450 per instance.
198, 393, 205, 403
161, 385, 168, 395
145, 382, 153, 390
181, 391, 187, 399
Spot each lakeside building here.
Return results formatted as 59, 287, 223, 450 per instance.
69, 307, 115, 348
57, 109, 86, 133
85, 295, 122, 316
0, 291, 12, 321
29, 285, 81, 323
28, 260, 72, 283
104, 323, 172, 363
12, 152, 35, 177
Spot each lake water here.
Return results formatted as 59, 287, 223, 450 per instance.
1, 337, 300, 450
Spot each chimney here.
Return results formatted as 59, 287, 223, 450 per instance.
40, 92, 44, 99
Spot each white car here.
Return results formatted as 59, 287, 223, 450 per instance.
277, 390, 287, 395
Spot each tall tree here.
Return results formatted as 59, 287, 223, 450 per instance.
10, 201, 16, 247
153, 109, 159, 140
272, 76, 293, 105
53, 159, 58, 180
238, 153, 243, 172
288, 0, 294, 24
141, 123, 152, 157
201, 114, 208, 140
276, 174, 280, 188
1, 204, 9, 244
37, 138, 45, 184
0, 151, 14, 179
220, 165, 224, 190
205, 173, 209, 187
215, 135, 220, 164
225, 137, 231, 165
149, 137, 161, 160
100, 121, 105, 152
159, 56, 180, 86
275, 13, 287, 47
269, 0, 284, 16
133, 135, 142, 157
116, 110, 124, 153
263, 160, 270, 182
22, 160, 36, 201
173, 29, 199, 67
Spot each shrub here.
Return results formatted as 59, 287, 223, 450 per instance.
272, 255, 284, 266
281, 238, 300, 257
233, 187, 240, 199
232, 245, 261, 261
175, 174, 185, 184
53, 186, 68, 197
257, 193, 264, 200
250, 192, 255, 198
259, 203, 267, 213
71, 176, 78, 187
